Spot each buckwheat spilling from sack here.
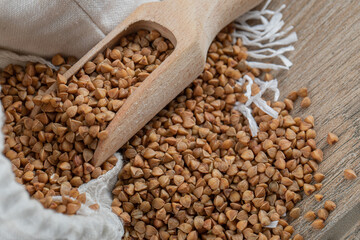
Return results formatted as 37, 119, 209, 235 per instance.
110, 27, 331, 240
1, 60, 89, 213
1, 29, 173, 214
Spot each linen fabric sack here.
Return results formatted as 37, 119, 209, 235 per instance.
0, 0, 155, 68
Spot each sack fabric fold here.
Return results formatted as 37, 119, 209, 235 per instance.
0, 0, 155, 68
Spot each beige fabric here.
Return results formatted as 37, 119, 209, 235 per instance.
0, 0, 154, 68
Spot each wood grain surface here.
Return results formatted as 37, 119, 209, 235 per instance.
342, 221, 360, 240
266, 1, 360, 239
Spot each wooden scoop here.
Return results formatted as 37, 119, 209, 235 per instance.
31, 0, 262, 167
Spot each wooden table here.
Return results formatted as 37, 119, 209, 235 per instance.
267, 1, 360, 239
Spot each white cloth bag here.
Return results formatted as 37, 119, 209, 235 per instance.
0, 0, 297, 239
0, 0, 155, 68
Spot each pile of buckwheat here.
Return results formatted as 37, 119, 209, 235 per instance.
110, 26, 350, 240
1, 29, 173, 214
1, 25, 357, 239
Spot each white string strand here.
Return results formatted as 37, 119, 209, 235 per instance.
233, 0, 297, 71
233, 0, 296, 138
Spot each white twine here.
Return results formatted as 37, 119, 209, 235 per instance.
233, 0, 297, 140
265, 220, 279, 228
233, 0, 297, 70
234, 75, 280, 138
